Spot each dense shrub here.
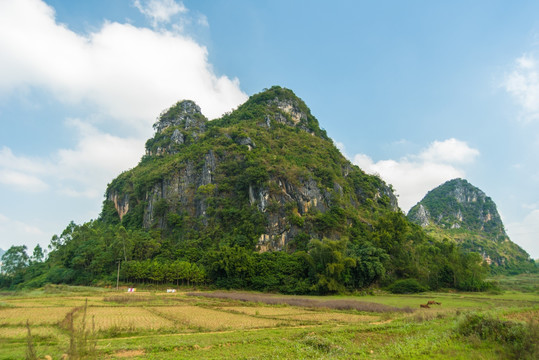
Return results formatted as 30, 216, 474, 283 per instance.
457, 279, 499, 292
387, 279, 427, 294
457, 313, 538, 359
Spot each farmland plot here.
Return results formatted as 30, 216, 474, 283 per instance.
74, 306, 176, 331
0, 306, 71, 325
0, 325, 61, 339
151, 306, 285, 330
221, 306, 379, 324
3, 295, 105, 308
0, 282, 537, 360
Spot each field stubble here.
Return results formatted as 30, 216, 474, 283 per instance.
0, 284, 537, 359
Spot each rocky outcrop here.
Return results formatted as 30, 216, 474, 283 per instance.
153, 100, 205, 133
407, 178, 531, 268
251, 178, 330, 251
409, 179, 507, 239
109, 192, 129, 221
146, 100, 208, 156
103, 86, 399, 252
412, 204, 430, 227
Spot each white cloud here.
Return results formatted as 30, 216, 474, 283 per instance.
54, 120, 145, 198
0, 0, 248, 199
0, 0, 248, 251
334, 141, 348, 158
0, 0, 247, 135
0, 213, 44, 249
522, 203, 538, 210
0, 147, 47, 175
197, 14, 209, 27
0, 121, 144, 199
506, 209, 539, 259
503, 54, 539, 122
352, 139, 479, 212
0, 169, 49, 192
418, 138, 479, 164
0, 0, 248, 195
0, 147, 49, 192
134, 0, 187, 28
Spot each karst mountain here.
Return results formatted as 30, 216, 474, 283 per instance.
408, 178, 534, 273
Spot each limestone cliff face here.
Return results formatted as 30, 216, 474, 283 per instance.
146, 100, 208, 156
408, 178, 506, 239
407, 178, 531, 268
103, 86, 398, 252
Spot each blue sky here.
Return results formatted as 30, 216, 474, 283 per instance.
0, 0, 538, 258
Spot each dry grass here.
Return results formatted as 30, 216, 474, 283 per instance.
187, 292, 414, 313
114, 349, 146, 358
3, 296, 104, 308
222, 306, 378, 323
0, 325, 61, 339
221, 306, 308, 316
503, 309, 539, 322
0, 307, 71, 325
103, 295, 157, 304
75, 307, 175, 331
153, 306, 284, 330
272, 312, 378, 323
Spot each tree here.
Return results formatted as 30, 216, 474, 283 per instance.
1, 245, 29, 276
206, 246, 255, 288
348, 243, 388, 288
31, 244, 45, 264
308, 238, 356, 294
113, 226, 133, 262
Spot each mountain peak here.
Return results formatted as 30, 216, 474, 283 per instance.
408, 178, 532, 270
223, 86, 329, 140
153, 100, 207, 134
105, 86, 398, 252
408, 178, 505, 238
146, 100, 208, 156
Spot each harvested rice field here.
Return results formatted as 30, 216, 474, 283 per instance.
0, 325, 61, 339
0, 307, 71, 325
0, 281, 537, 359
151, 305, 285, 330
76, 307, 177, 331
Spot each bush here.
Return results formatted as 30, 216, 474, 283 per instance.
457, 313, 538, 359
387, 278, 427, 294
457, 279, 499, 292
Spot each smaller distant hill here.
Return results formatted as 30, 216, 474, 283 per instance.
408, 178, 536, 274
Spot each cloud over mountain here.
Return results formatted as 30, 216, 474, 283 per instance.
352, 138, 480, 211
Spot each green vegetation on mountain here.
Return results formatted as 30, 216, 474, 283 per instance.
1, 87, 500, 292
408, 178, 536, 275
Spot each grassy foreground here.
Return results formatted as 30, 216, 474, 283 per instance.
0, 277, 537, 359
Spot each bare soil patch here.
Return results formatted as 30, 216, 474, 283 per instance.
113, 349, 145, 358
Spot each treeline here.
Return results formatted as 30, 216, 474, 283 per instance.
121, 260, 206, 286
1, 212, 499, 293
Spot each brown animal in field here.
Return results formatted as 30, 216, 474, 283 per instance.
420, 304, 430, 308
427, 300, 436, 305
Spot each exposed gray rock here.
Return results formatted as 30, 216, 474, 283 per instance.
153, 100, 205, 134
412, 204, 430, 227
108, 90, 400, 253
202, 151, 216, 185
171, 129, 184, 145
237, 136, 255, 148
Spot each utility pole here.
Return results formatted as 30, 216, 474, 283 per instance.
116, 260, 121, 291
